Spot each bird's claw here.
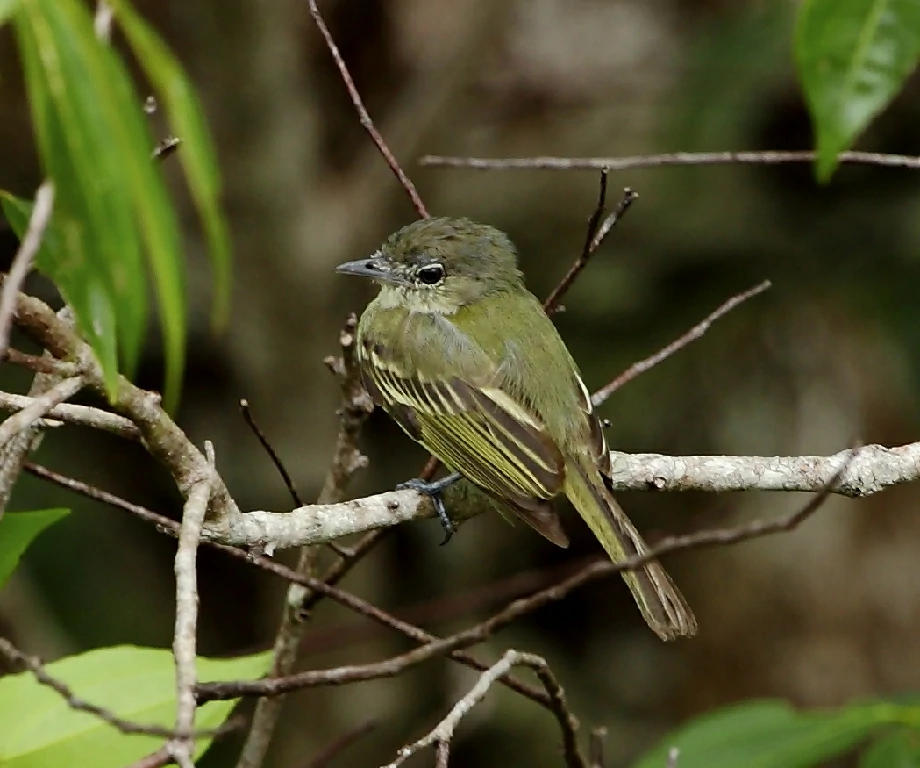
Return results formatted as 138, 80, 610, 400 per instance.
397, 473, 462, 545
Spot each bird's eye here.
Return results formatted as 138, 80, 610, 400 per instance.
416, 263, 445, 285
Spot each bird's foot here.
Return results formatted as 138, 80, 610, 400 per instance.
397, 472, 462, 545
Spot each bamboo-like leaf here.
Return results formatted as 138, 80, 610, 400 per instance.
0, 0, 20, 25
796, 0, 920, 180
107, 0, 231, 328
12, 0, 192, 408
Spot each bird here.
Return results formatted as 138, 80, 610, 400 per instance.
336, 217, 696, 640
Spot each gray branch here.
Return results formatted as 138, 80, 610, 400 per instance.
204, 443, 918, 551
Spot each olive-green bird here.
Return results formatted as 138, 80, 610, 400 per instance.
336, 217, 696, 640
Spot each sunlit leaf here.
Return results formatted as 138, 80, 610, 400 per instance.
796, 0, 920, 180
0, 509, 69, 589
0, 646, 272, 768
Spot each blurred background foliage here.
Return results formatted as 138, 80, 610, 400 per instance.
3, 0, 920, 765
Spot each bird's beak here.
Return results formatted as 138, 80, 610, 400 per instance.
335, 255, 409, 287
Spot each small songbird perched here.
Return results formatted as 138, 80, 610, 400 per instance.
336, 217, 697, 640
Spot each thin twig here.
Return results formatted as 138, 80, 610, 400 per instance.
23, 461, 551, 711
0, 637, 234, 740
125, 746, 171, 768
543, 168, 609, 315
544, 180, 640, 316
381, 650, 585, 768
589, 726, 607, 768
0, 376, 84, 449
197, 457, 847, 701
0, 391, 140, 440
3, 348, 80, 377
0, 182, 55, 362
236, 316, 373, 768
167, 471, 213, 768
306, 0, 429, 218
419, 150, 920, 172
241, 398, 303, 507
592, 280, 771, 407
435, 740, 451, 768
305, 719, 378, 768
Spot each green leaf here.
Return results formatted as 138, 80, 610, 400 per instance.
107, 0, 231, 329
861, 729, 920, 767
0, 0, 20, 25
633, 700, 883, 768
12, 0, 188, 408
0, 509, 69, 589
0, 645, 272, 768
796, 0, 920, 180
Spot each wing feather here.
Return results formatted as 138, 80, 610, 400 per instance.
364, 353, 565, 504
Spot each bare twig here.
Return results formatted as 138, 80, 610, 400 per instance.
381, 650, 585, 768
0, 637, 233, 740
167, 471, 213, 768
435, 740, 451, 768
589, 726, 607, 768
236, 316, 374, 768
0, 308, 75, 517
544, 181, 638, 316
306, 0, 429, 218
3, 348, 80, 377
0, 377, 84, 450
0, 391, 140, 439
197, 456, 846, 702
197, 438, 905, 549
0, 182, 55, 361
125, 746, 171, 768
419, 150, 920, 172
23, 461, 552, 711
241, 398, 303, 507
12, 292, 239, 520
592, 280, 771, 406
543, 168, 609, 314
305, 719, 378, 768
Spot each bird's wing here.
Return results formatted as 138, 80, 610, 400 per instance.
370, 361, 566, 503
360, 313, 567, 517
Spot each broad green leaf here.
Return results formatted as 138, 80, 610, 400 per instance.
0, 645, 272, 768
796, 0, 920, 180
108, 0, 231, 329
633, 700, 883, 768
861, 729, 920, 767
13, 0, 188, 408
0, 509, 69, 589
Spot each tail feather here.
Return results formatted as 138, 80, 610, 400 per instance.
564, 460, 697, 640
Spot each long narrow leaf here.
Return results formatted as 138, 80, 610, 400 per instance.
108, 0, 231, 328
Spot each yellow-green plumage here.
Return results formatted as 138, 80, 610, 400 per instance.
339, 217, 696, 640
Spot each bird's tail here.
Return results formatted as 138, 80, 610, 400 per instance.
564, 460, 697, 640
